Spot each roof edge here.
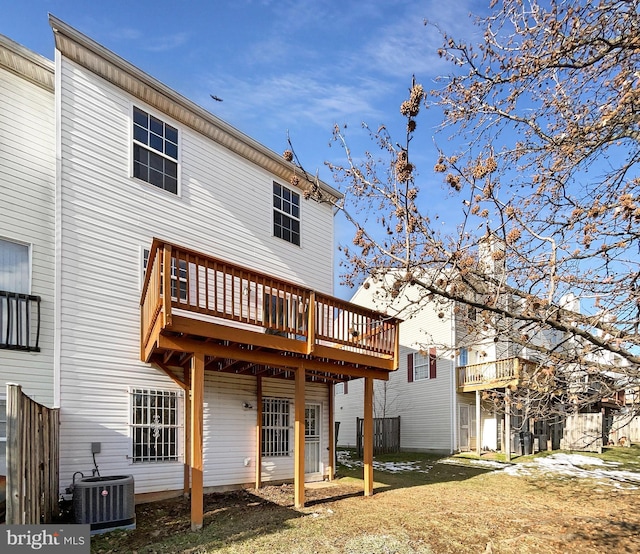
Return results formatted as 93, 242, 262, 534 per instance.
48, 15, 342, 202
0, 34, 55, 91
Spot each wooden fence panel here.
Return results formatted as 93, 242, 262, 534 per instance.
6, 384, 60, 524
610, 414, 640, 444
560, 413, 603, 452
356, 416, 401, 457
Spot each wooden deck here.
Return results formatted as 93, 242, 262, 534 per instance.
457, 357, 539, 392
140, 239, 400, 383
140, 239, 400, 526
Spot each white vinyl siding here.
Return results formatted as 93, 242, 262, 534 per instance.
56, 56, 335, 494
0, 58, 55, 406
200, 373, 330, 488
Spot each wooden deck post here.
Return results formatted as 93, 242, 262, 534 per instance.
190, 352, 205, 531
255, 376, 263, 489
183, 367, 191, 496
475, 390, 482, 456
327, 382, 334, 481
294, 364, 306, 508
363, 377, 374, 497
505, 388, 512, 462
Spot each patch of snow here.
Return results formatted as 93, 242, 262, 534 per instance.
503, 453, 640, 490
438, 458, 505, 469
337, 450, 432, 473
337, 450, 640, 490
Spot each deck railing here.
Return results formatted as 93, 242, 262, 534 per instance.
141, 239, 399, 362
457, 357, 522, 390
0, 291, 41, 352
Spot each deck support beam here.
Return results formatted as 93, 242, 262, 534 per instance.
255, 376, 263, 489
475, 390, 482, 456
190, 352, 205, 531
363, 377, 374, 497
327, 382, 334, 481
294, 364, 306, 508
183, 367, 191, 497
504, 388, 512, 462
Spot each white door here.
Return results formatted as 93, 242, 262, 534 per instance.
305, 404, 321, 475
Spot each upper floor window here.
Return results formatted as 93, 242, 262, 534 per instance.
133, 107, 179, 194
273, 182, 300, 246
0, 238, 29, 294
0, 239, 39, 351
459, 347, 468, 367
407, 348, 437, 382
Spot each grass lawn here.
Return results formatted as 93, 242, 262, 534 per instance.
90, 447, 640, 553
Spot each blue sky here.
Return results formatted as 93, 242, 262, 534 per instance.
2, 0, 484, 298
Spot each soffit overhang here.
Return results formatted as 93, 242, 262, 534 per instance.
48, 15, 341, 203
0, 34, 54, 92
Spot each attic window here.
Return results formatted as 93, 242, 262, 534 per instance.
133, 107, 179, 194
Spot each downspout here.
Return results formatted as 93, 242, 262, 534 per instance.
53, 48, 62, 409
450, 303, 457, 454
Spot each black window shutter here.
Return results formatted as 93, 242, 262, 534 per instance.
407, 353, 414, 382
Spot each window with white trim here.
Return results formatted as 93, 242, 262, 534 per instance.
0, 239, 39, 351
413, 351, 431, 380
133, 107, 179, 194
262, 398, 290, 457
273, 182, 300, 245
407, 348, 437, 382
130, 388, 182, 463
459, 347, 468, 367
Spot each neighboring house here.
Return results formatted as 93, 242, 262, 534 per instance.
0, 17, 400, 529
0, 35, 56, 475
335, 276, 458, 455
335, 271, 558, 457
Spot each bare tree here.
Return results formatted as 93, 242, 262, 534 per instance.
287, 0, 639, 420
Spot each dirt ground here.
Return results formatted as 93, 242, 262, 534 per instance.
90, 456, 640, 554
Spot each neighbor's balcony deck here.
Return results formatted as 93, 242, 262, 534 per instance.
457, 357, 539, 392
140, 239, 400, 378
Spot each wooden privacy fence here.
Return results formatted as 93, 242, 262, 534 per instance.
560, 413, 604, 453
6, 383, 60, 524
561, 412, 640, 452
608, 414, 640, 444
356, 416, 401, 457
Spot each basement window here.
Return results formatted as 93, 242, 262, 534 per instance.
130, 388, 183, 463
262, 398, 290, 457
